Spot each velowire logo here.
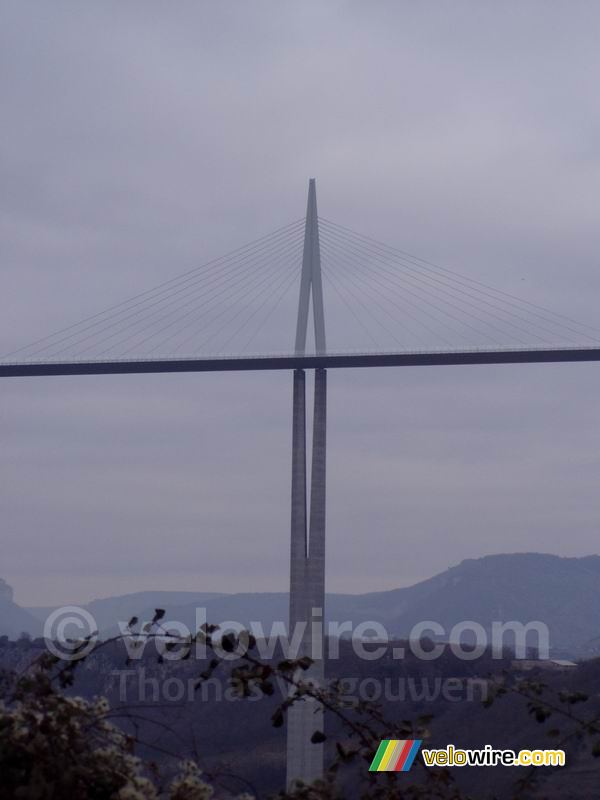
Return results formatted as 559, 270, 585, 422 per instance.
369, 739, 422, 772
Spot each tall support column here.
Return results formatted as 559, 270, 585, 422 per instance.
289, 369, 307, 643
287, 179, 327, 789
305, 367, 326, 778
287, 369, 327, 787
308, 368, 326, 630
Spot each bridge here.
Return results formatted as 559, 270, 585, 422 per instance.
2, 346, 600, 377
2, 179, 600, 788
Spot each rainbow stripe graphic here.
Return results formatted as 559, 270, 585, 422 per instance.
369, 739, 422, 772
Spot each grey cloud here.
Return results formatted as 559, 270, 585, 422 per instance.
2, 1, 600, 604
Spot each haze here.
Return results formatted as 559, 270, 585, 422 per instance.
2, 1, 600, 605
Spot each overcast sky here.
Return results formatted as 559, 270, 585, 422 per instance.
2, 1, 600, 606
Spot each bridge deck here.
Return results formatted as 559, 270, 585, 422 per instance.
2, 347, 600, 377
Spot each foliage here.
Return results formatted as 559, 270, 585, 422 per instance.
0, 653, 246, 799
2, 612, 600, 799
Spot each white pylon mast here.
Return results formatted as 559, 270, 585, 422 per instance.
295, 178, 326, 355
287, 179, 327, 788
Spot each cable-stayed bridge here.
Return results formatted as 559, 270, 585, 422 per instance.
2, 186, 599, 375
2, 180, 600, 788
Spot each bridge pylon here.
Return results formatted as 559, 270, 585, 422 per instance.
287, 179, 327, 788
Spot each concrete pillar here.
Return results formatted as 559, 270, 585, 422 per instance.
288, 179, 327, 789
289, 369, 307, 649
287, 368, 326, 788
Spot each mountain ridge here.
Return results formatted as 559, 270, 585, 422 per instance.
12, 552, 600, 656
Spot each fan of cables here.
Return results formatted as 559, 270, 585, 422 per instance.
318, 217, 600, 353
2, 220, 306, 362
3, 215, 600, 363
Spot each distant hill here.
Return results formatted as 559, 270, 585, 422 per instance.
0, 578, 42, 639
347, 552, 600, 657
17, 553, 600, 656
26, 590, 225, 633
